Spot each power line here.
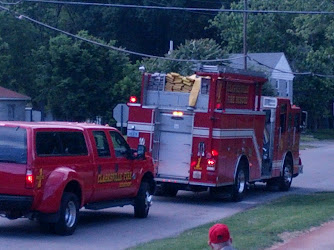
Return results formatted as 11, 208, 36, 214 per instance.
3, 0, 334, 15
0, 4, 235, 63
0, 0, 22, 5
1, 3, 334, 78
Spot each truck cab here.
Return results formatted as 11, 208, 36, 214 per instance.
0, 121, 155, 235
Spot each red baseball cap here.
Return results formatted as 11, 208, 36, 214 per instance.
208, 224, 231, 244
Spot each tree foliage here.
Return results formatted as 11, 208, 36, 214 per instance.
142, 38, 226, 75
1, 0, 334, 127
209, 0, 334, 128
32, 31, 139, 122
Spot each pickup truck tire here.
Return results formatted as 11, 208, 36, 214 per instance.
134, 182, 151, 218
54, 192, 79, 235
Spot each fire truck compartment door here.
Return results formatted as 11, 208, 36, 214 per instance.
158, 131, 192, 178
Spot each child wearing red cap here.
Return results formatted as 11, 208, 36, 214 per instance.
208, 223, 236, 250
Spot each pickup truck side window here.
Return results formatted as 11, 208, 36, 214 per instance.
0, 126, 27, 164
36, 132, 88, 156
93, 131, 111, 157
109, 131, 130, 158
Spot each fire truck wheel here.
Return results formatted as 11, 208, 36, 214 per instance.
54, 192, 79, 236
231, 166, 247, 202
134, 182, 152, 218
279, 161, 293, 191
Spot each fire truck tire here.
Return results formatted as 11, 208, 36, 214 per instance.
231, 166, 247, 202
278, 160, 293, 191
54, 192, 79, 236
134, 182, 152, 218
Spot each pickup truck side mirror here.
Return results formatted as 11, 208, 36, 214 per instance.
137, 144, 146, 160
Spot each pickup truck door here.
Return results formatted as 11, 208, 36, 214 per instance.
108, 131, 136, 198
91, 130, 118, 201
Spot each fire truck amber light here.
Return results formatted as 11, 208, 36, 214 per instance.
129, 96, 137, 103
172, 111, 184, 120
172, 111, 183, 117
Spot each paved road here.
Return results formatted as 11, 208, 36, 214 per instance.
0, 142, 333, 249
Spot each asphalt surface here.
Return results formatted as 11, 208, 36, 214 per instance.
0, 140, 333, 249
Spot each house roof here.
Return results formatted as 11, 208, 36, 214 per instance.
0, 86, 31, 101
228, 52, 293, 78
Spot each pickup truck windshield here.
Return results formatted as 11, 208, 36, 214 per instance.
0, 126, 27, 164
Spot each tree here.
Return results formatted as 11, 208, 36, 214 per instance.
0, 12, 43, 97
141, 38, 226, 75
32, 31, 139, 122
0, 37, 11, 85
209, 0, 334, 129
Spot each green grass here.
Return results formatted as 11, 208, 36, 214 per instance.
311, 129, 334, 140
302, 129, 334, 141
131, 192, 334, 250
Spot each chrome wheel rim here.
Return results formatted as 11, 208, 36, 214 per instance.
145, 191, 152, 211
65, 201, 76, 228
284, 165, 292, 184
237, 170, 246, 193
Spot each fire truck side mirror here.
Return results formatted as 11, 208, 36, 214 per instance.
301, 111, 308, 132
137, 144, 146, 160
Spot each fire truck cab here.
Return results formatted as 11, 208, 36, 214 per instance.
127, 66, 303, 201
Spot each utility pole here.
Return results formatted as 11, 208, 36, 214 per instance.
243, 0, 248, 70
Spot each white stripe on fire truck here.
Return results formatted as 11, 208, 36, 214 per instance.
127, 122, 154, 132
193, 128, 262, 168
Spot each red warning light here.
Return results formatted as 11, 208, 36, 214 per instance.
129, 96, 137, 103
211, 149, 218, 157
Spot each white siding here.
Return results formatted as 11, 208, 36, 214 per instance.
271, 55, 294, 81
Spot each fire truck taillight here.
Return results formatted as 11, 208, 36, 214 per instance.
207, 159, 216, 171
211, 149, 218, 157
25, 170, 34, 188
129, 96, 137, 103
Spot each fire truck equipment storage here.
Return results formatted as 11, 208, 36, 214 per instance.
127, 66, 303, 201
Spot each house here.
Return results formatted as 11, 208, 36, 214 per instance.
0, 86, 31, 121
228, 53, 294, 102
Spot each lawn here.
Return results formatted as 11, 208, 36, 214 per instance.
131, 192, 334, 250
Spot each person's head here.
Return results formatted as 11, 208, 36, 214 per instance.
208, 223, 233, 249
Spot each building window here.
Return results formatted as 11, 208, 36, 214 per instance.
7, 104, 15, 121
275, 80, 279, 89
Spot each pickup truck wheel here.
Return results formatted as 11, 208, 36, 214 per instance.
134, 182, 152, 218
54, 192, 79, 235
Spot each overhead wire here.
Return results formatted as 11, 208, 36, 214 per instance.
0, 4, 235, 63
1, 2, 334, 78
2, 0, 334, 15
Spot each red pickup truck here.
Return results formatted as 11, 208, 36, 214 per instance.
0, 121, 155, 235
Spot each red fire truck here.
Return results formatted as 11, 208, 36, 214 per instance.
126, 66, 303, 201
